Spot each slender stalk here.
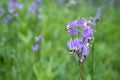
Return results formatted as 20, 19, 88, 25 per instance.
79, 61, 83, 80
91, 42, 94, 80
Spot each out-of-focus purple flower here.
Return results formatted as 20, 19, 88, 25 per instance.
8, 0, 15, 13
15, 3, 23, 9
8, 0, 23, 13
35, 0, 42, 4
35, 35, 45, 43
32, 44, 39, 51
3, 16, 13, 23
0, 8, 5, 14
29, 2, 37, 14
93, 7, 103, 23
96, 7, 102, 18
28, 0, 42, 19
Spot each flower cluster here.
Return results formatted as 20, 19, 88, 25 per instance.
1, 0, 23, 23
66, 18, 96, 62
32, 35, 44, 51
8, 0, 23, 13
28, 0, 43, 19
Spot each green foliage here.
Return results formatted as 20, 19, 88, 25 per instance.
0, 0, 120, 80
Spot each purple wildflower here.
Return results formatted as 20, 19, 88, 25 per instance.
66, 18, 96, 62
32, 44, 39, 51
96, 7, 102, 18
67, 38, 81, 52
0, 8, 5, 14
67, 20, 83, 29
73, 39, 90, 62
82, 27, 94, 39
15, 3, 23, 9
8, 0, 23, 13
3, 16, 13, 23
66, 20, 83, 35
82, 19, 95, 39
29, 2, 37, 14
35, 0, 42, 4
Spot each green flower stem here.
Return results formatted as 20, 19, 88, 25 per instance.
79, 61, 83, 80
91, 42, 94, 80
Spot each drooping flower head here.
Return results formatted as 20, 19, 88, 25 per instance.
66, 20, 83, 35
67, 38, 81, 52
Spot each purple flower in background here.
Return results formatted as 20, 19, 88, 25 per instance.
3, 16, 13, 23
32, 34, 44, 51
32, 44, 39, 51
35, 35, 45, 43
15, 3, 23, 9
96, 7, 102, 17
35, 0, 42, 4
28, 0, 43, 19
29, 2, 37, 14
8, 0, 23, 13
93, 7, 103, 23
0, 8, 5, 14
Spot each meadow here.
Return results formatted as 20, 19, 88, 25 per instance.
0, 0, 120, 80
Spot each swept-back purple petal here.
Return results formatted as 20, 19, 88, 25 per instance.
69, 29, 79, 35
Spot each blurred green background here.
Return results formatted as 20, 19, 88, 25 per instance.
0, 0, 120, 80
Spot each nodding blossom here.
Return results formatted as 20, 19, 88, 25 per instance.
66, 18, 96, 62
66, 20, 83, 35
